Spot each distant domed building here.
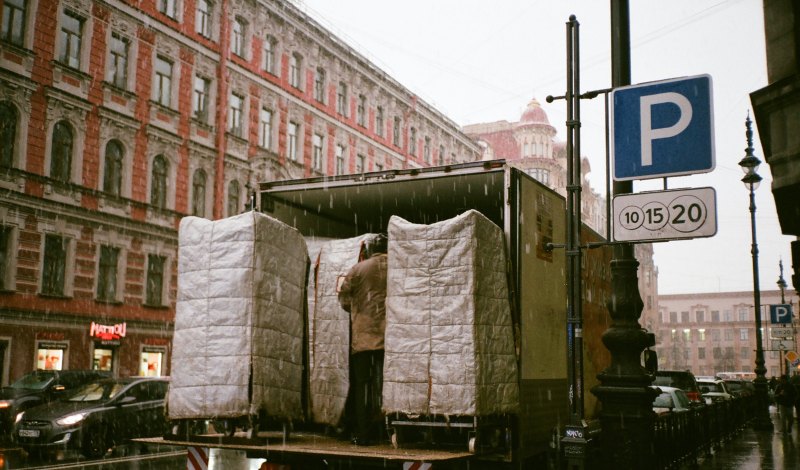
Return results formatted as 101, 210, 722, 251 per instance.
462, 98, 604, 234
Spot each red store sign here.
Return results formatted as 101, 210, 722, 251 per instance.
89, 322, 127, 341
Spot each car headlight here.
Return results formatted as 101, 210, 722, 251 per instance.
0, 400, 10, 409
56, 412, 88, 426
15, 411, 24, 424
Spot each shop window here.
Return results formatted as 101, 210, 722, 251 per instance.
146, 254, 165, 306
92, 347, 114, 371
37, 347, 64, 370
42, 234, 68, 296
103, 140, 124, 196
97, 245, 120, 302
1, 0, 27, 47
192, 169, 207, 217
140, 349, 164, 377
227, 179, 240, 217
0, 101, 18, 168
50, 121, 74, 183
150, 155, 168, 209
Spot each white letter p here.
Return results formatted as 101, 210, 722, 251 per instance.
640, 92, 692, 167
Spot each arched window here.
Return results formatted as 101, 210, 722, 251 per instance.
0, 102, 17, 168
103, 140, 124, 196
192, 168, 207, 217
227, 180, 240, 216
150, 155, 168, 209
50, 121, 73, 182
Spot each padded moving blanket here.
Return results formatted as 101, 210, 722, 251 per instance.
383, 210, 519, 416
168, 212, 308, 421
307, 234, 374, 426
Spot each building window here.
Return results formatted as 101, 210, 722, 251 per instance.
393, 117, 401, 147
42, 234, 68, 296
263, 36, 275, 74
314, 67, 326, 103
740, 328, 749, 340
259, 108, 272, 149
337, 82, 347, 116
106, 33, 129, 89
103, 140, 123, 197
50, 121, 73, 183
312, 134, 323, 171
740, 347, 749, 359
0, 225, 14, 291
724, 329, 734, 341
409, 127, 417, 155
698, 329, 706, 341
192, 169, 206, 217
193, 75, 210, 122
357, 95, 366, 127
356, 154, 365, 173
712, 347, 721, 359
723, 309, 733, 321
375, 106, 384, 137
679, 311, 688, 323
438, 145, 445, 165
228, 93, 244, 137
145, 254, 165, 306
227, 180, 240, 216
711, 329, 720, 341
153, 56, 173, 107
289, 53, 302, 89
58, 9, 83, 69
698, 347, 705, 359
232, 17, 246, 57
711, 310, 720, 322
0, 101, 17, 168
423, 136, 431, 163
738, 308, 748, 322
195, 0, 211, 38
150, 155, 168, 209
157, 0, 177, 18
97, 245, 120, 302
335, 144, 345, 175
287, 121, 299, 161
696, 310, 705, 323
1, 0, 26, 46
682, 329, 690, 342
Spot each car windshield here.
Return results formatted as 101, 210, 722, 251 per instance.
9, 371, 55, 390
67, 382, 125, 402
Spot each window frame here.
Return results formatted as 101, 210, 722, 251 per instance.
58, 9, 84, 70
356, 95, 366, 127
228, 93, 244, 137
145, 254, 166, 307
153, 55, 173, 108
0, 0, 27, 47
195, 0, 212, 38
150, 154, 169, 209
107, 32, 129, 89
337, 82, 348, 116
375, 106, 384, 137
259, 107, 272, 149
102, 139, 124, 197
96, 244, 121, 303
262, 36, 276, 74
231, 16, 246, 58
312, 133, 323, 171
191, 168, 207, 217
289, 52, 302, 89
50, 120, 74, 183
41, 234, 70, 297
0, 101, 18, 168
314, 67, 326, 103
192, 75, 210, 122
227, 180, 240, 217
287, 121, 300, 162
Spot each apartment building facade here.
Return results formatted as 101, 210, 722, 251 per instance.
0, 0, 481, 385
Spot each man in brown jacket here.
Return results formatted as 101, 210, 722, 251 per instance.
338, 234, 388, 445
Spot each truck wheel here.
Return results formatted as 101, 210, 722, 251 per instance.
82, 425, 110, 459
468, 436, 477, 454
390, 431, 399, 449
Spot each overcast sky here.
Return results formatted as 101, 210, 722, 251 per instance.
296, 0, 794, 296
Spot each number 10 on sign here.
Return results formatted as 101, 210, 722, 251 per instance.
613, 187, 717, 242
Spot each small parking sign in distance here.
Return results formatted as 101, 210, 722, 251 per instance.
613, 187, 717, 242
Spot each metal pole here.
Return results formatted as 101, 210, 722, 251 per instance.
749, 173, 772, 429
591, 1, 657, 467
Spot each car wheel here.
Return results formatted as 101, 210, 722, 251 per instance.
81, 425, 110, 459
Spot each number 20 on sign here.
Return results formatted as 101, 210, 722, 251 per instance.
613, 187, 717, 242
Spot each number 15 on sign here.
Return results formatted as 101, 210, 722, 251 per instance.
613, 187, 717, 242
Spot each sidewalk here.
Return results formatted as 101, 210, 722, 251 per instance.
688, 406, 799, 470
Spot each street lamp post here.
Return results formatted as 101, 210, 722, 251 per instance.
739, 113, 773, 431
778, 260, 788, 376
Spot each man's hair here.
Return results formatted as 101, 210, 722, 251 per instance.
366, 234, 387, 257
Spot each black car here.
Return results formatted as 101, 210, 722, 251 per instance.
653, 370, 703, 404
14, 376, 169, 459
0, 370, 109, 439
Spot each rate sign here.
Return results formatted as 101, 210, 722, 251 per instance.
613, 187, 717, 242
770, 327, 794, 338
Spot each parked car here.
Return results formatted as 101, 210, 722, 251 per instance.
652, 386, 693, 415
697, 379, 733, 403
722, 378, 755, 398
0, 370, 109, 439
14, 376, 169, 459
653, 370, 703, 404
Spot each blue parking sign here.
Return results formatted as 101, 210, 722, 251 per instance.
611, 75, 715, 181
770, 304, 793, 324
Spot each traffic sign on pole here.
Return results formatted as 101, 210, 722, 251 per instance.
770, 304, 794, 324
611, 74, 715, 181
612, 187, 717, 242
770, 327, 794, 338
